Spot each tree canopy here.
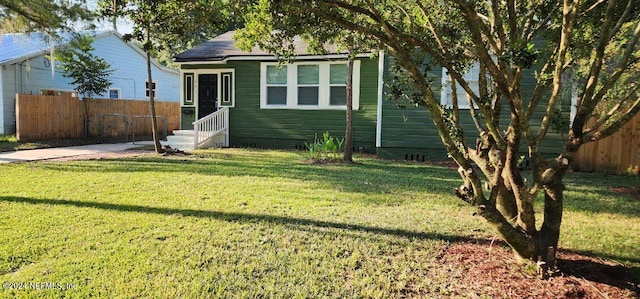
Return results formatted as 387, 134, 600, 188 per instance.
235, 0, 640, 274
99, 0, 233, 67
0, 0, 93, 33
51, 33, 113, 99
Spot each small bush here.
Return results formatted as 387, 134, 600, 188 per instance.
304, 132, 344, 160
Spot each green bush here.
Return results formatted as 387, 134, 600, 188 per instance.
304, 132, 344, 160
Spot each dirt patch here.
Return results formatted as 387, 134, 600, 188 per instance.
437, 239, 639, 298
46, 150, 153, 162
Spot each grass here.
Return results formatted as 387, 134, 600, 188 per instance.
0, 148, 638, 298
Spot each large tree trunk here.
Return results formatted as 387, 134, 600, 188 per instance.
146, 27, 163, 153
343, 55, 354, 163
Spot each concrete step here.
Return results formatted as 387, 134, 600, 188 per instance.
162, 140, 194, 150
165, 131, 195, 150
166, 135, 194, 143
171, 130, 195, 136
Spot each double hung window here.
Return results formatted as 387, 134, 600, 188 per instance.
441, 62, 480, 108
261, 61, 360, 110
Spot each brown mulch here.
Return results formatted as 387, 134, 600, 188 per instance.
438, 239, 639, 298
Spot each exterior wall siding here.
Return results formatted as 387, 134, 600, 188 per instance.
90, 34, 179, 101
378, 55, 569, 161
179, 51, 567, 161
0, 68, 4, 133
0, 32, 179, 134
181, 58, 379, 152
2, 65, 19, 134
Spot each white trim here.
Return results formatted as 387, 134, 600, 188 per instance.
570, 84, 578, 127
260, 60, 360, 110
180, 68, 236, 109
376, 51, 384, 148
145, 80, 157, 99
108, 88, 121, 99
174, 53, 372, 65
183, 74, 194, 104
220, 72, 234, 107
440, 62, 480, 109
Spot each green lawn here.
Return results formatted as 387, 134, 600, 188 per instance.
0, 149, 638, 298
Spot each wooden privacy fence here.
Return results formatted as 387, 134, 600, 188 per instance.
572, 113, 640, 174
16, 94, 180, 142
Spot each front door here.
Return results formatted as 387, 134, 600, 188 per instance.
198, 74, 218, 119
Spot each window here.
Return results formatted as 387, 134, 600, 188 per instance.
441, 62, 480, 108
330, 64, 347, 106
145, 81, 156, 98
297, 65, 319, 105
221, 72, 232, 105
184, 74, 193, 104
266, 65, 288, 105
109, 89, 120, 99
260, 61, 360, 110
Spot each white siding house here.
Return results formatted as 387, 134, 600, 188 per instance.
0, 31, 179, 134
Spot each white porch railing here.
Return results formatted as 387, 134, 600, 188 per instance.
192, 107, 229, 148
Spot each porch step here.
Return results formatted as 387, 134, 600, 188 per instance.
164, 130, 195, 150
164, 128, 227, 151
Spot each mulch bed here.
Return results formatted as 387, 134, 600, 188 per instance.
437, 239, 639, 298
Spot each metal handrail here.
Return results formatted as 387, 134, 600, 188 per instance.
192, 107, 229, 148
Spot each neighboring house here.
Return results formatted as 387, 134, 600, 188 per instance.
173, 31, 567, 160
0, 30, 180, 135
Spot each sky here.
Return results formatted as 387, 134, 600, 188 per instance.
86, 0, 134, 34
93, 17, 134, 35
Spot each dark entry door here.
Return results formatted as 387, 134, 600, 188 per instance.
198, 74, 218, 119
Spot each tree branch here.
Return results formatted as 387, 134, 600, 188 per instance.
571, 0, 620, 136
584, 96, 640, 143
590, 20, 640, 106
536, 0, 580, 144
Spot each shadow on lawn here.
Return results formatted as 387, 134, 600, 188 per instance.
36, 154, 640, 217
36, 156, 462, 197
0, 196, 462, 242
3, 195, 639, 294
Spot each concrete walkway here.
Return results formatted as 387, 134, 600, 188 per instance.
0, 142, 153, 164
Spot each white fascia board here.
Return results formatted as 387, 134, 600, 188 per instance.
1, 50, 48, 66
173, 53, 373, 66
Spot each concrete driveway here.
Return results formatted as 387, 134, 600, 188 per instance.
0, 142, 152, 163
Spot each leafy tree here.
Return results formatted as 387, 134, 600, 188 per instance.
0, 0, 94, 33
236, 0, 640, 275
53, 34, 113, 99
52, 33, 113, 138
99, 0, 231, 153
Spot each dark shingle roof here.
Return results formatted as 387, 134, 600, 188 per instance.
173, 31, 345, 63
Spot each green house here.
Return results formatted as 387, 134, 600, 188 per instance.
171, 31, 567, 161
